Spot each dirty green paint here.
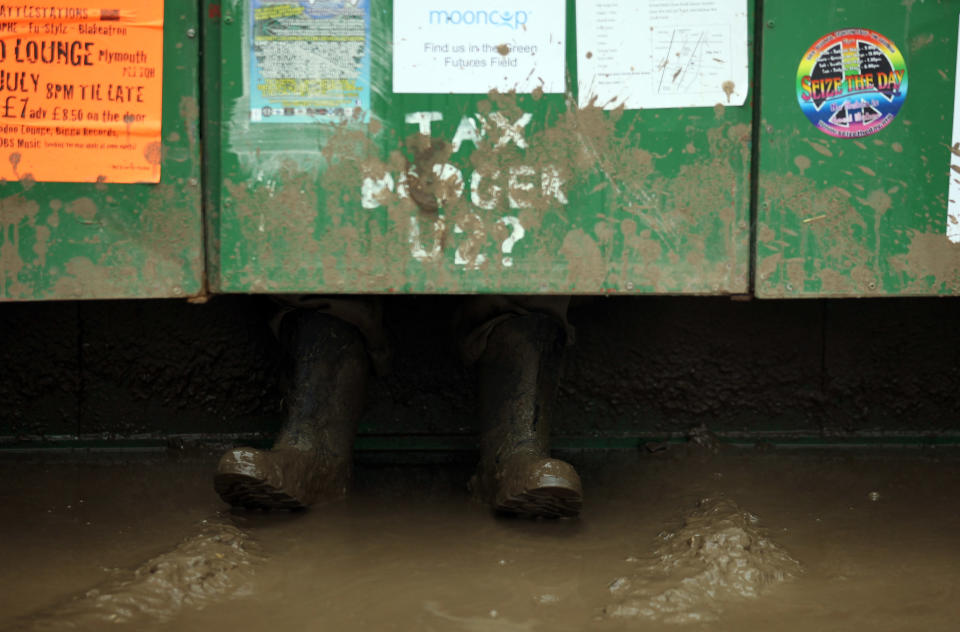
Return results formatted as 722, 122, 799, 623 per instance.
0, 1, 204, 301
756, 0, 960, 298
208, 0, 753, 295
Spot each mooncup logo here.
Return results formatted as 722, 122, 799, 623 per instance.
428, 9, 529, 29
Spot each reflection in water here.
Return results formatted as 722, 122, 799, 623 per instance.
424, 600, 537, 632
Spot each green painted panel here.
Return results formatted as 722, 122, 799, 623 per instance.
756, 0, 960, 297
209, 0, 753, 294
0, 1, 203, 301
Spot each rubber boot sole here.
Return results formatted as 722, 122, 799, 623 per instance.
495, 482, 583, 518
492, 459, 583, 519
213, 472, 306, 511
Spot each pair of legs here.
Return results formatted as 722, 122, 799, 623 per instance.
214, 296, 582, 518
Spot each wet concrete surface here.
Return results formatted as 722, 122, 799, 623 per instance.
5, 296, 960, 441
1, 447, 959, 631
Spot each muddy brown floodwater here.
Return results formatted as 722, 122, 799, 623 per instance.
1, 446, 959, 631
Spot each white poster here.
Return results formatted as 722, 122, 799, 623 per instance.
392, 0, 566, 94
576, 0, 749, 110
947, 16, 960, 243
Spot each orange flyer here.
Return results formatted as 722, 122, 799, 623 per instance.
0, 1, 163, 183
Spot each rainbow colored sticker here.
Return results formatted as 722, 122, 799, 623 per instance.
797, 29, 908, 139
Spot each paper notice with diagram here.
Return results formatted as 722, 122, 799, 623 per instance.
576, 0, 749, 110
947, 16, 960, 243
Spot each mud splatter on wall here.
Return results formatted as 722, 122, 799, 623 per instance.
213, 2, 752, 295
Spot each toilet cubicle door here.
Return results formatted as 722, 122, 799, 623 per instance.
756, 0, 960, 297
0, 1, 204, 301
207, 0, 754, 295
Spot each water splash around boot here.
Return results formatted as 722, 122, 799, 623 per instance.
606, 495, 801, 624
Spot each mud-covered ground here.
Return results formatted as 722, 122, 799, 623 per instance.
1, 447, 959, 631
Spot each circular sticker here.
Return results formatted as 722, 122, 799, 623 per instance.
797, 29, 908, 138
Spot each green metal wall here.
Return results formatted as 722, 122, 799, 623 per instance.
206, 0, 753, 294
3, 1, 959, 301
756, 0, 960, 297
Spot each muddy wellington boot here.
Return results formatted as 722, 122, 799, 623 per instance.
214, 312, 368, 510
471, 314, 583, 518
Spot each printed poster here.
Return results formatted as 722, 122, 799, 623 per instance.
796, 29, 907, 139
250, 0, 371, 123
392, 0, 566, 94
576, 0, 750, 109
0, 1, 164, 183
